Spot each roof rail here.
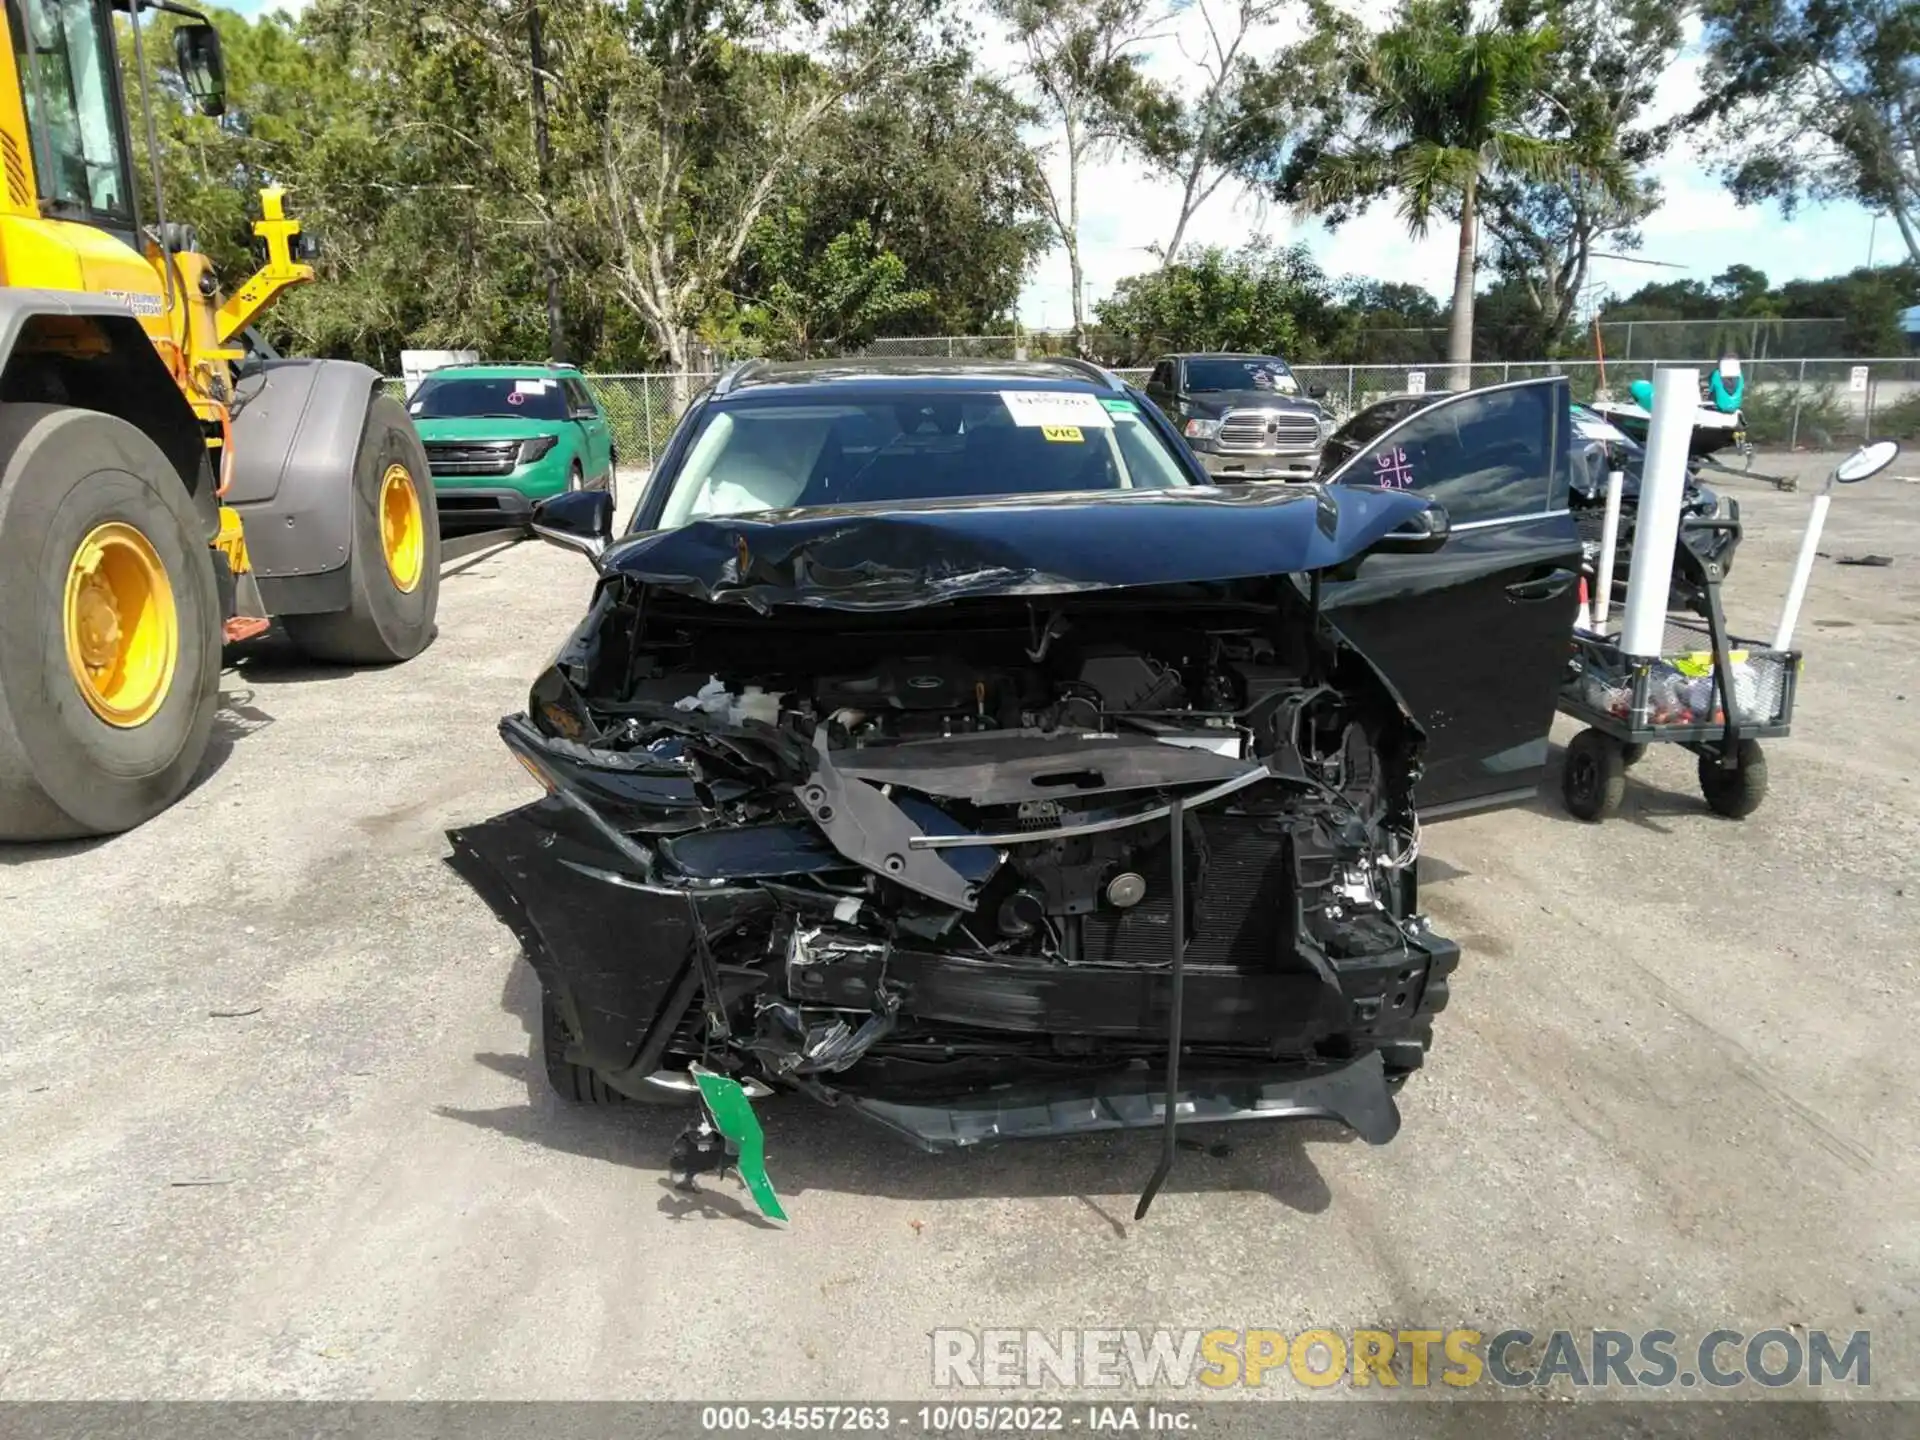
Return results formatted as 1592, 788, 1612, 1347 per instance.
713, 358, 769, 397
1036, 355, 1127, 392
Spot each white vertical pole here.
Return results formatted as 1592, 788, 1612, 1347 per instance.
1773, 490, 1832, 651
1592, 469, 1625, 630
1620, 368, 1698, 658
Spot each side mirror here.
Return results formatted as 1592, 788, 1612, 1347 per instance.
1307, 383, 1328, 399
1369, 504, 1451, 554
569, 405, 598, 422
530, 489, 614, 562
1834, 439, 1899, 485
174, 23, 228, 119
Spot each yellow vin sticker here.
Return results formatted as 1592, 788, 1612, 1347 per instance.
1042, 425, 1084, 443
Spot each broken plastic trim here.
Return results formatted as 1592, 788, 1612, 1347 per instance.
907, 763, 1273, 849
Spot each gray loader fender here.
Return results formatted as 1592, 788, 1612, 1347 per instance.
225, 358, 387, 590
0, 288, 215, 540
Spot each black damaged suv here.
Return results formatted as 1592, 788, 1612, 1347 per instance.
452, 359, 1580, 1163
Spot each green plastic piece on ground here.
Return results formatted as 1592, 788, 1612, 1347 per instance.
691, 1066, 788, 1223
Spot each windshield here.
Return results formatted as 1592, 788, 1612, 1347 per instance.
15, 0, 133, 220
410, 375, 571, 421
658, 391, 1192, 526
1183, 358, 1296, 394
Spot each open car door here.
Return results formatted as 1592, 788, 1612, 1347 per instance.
1316, 378, 1582, 816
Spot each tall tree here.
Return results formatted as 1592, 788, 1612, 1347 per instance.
734, 55, 1049, 341
1273, 0, 1568, 388
553, 0, 933, 373
1686, 0, 1920, 266
1122, 0, 1293, 268
992, 0, 1165, 353
1475, 0, 1674, 355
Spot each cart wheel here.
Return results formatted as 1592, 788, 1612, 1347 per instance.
1562, 728, 1626, 822
1620, 742, 1648, 768
1698, 739, 1768, 819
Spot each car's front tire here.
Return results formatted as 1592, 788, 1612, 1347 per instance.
540, 988, 624, 1105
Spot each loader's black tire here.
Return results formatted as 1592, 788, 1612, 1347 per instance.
0, 404, 220, 840
541, 988, 626, 1105
1698, 739, 1768, 819
1620, 742, 1648, 768
1561, 727, 1626, 823
283, 395, 440, 665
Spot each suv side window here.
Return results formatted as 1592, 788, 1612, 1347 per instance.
1148, 360, 1172, 391
1334, 383, 1556, 525
562, 378, 596, 414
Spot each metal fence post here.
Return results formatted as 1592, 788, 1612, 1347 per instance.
1346, 365, 1354, 411
1788, 357, 1804, 450
641, 377, 656, 463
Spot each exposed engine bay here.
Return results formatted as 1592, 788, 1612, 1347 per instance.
454, 574, 1457, 1168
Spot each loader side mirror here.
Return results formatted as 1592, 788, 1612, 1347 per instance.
530, 490, 613, 563
174, 23, 228, 119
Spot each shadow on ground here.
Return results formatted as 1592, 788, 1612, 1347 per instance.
1525, 739, 1730, 835
434, 957, 1354, 1226
0, 687, 275, 865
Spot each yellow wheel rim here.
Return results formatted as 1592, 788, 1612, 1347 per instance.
379, 463, 425, 594
63, 521, 179, 729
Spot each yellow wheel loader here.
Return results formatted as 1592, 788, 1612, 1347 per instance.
0, 0, 440, 840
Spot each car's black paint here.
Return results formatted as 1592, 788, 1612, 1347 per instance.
1314, 380, 1583, 809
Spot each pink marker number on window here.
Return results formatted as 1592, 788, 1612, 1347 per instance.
1372, 446, 1413, 489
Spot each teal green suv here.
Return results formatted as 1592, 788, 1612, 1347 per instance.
410, 364, 617, 530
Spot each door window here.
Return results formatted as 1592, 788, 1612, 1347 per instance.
562, 378, 597, 415
1148, 361, 1171, 391
14, 0, 133, 221
1333, 383, 1557, 525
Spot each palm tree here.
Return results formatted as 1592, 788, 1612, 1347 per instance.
1288, 1, 1569, 390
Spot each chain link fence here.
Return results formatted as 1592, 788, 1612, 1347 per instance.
857, 319, 1870, 367
388, 357, 1920, 467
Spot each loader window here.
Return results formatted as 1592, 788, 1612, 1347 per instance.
14, 0, 133, 221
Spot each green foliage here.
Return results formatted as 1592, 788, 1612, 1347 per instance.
1094, 238, 1345, 362
1873, 389, 1920, 441
1603, 263, 1920, 354
116, 0, 1044, 370
1739, 384, 1848, 445
1271, 0, 1576, 375
1688, 1, 1920, 267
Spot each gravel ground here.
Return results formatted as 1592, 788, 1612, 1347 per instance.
0, 454, 1914, 1403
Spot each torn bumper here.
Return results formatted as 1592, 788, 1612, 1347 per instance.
844, 1051, 1402, 1150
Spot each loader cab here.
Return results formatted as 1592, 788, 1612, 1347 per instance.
1, 0, 225, 246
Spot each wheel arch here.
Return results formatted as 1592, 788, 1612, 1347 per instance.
225, 357, 394, 614
0, 290, 216, 540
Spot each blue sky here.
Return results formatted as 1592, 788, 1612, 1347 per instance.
227, 0, 1888, 328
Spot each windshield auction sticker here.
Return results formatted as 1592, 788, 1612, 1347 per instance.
1000, 390, 1114, 429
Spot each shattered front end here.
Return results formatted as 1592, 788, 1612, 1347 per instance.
451, 491, 1459, 1160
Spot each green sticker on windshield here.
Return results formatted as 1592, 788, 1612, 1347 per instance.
1100, 398, 1140, 415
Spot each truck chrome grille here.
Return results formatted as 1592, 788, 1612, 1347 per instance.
1218, 410, 1321, 452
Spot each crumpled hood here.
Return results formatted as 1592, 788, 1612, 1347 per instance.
600, 484, 1433, 612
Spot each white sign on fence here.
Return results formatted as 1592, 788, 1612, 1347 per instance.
1849, 365, 1869, 393
1407, 371, 1427, 395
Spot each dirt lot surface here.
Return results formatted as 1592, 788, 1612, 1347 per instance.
1, 454, 1914, 1403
